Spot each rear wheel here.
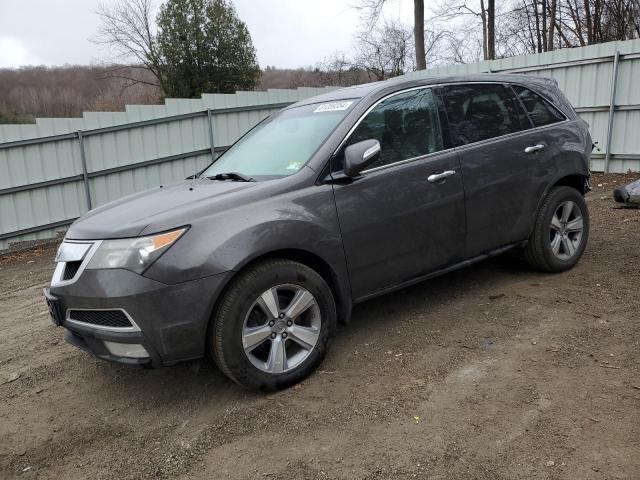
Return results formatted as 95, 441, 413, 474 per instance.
523, 186, 589, 272
211, 259, 336, 391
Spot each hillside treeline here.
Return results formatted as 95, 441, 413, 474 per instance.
0, 65, 371, 124
0, 66, 162, 123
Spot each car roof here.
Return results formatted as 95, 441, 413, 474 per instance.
288, 73, 556, 108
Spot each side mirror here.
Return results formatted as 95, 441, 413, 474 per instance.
343, 139, 381, 177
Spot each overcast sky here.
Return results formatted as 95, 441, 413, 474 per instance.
0, 0, 413, 69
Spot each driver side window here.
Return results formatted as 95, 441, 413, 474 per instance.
340, 88, 444, 171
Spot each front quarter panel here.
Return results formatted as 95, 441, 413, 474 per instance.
143, 180, 349, 290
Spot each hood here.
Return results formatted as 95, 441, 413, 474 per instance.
66, 179, 257, 240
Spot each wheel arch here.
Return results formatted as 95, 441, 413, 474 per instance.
205, 248, 352, 355
240, 249, 351, 324
552, 173, 590, 194
527, 172, 590, 243
539, 173, 591, 214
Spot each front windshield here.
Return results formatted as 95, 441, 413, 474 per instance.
200, 100, 355, 180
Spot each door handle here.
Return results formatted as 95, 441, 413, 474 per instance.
524, 144, 545, 153
427, 170, 456, 183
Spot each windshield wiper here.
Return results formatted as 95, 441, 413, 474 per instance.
204, 172, 254, 182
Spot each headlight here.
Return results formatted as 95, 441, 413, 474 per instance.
87, 227, 187, 273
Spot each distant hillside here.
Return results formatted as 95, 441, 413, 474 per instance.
0, 65, 373, 124
258, 66, 371, 90
0, 66, 161, 123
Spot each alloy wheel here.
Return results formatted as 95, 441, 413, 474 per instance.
549, 200, 584, 261
242, 284, 322, 374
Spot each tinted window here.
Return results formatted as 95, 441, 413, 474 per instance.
345, 88, 443, 170
442, 84, 524, 145
513, 85, 565, 127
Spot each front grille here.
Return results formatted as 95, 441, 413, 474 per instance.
62, 261, 82, 280
68, 310, 133, 328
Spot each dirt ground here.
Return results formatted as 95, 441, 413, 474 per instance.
1, 173, 639, 480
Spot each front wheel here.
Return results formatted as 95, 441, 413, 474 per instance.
523, 186, 590, 272
210, 259, 336, 391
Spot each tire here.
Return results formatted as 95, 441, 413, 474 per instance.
210, 259, 336, 391
523, 186, 589, 272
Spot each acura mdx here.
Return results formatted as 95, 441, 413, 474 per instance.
44, 74, 592, 390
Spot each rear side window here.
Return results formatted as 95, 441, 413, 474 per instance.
442, 84, 524, 146
345, 88, 443, 170
512, 85, 565, 127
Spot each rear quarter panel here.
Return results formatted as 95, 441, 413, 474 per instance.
539, 118, 591, 187
531, 118, 591, 225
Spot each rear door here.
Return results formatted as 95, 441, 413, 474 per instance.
440, 83, 560, 258
331, 87, 465, 300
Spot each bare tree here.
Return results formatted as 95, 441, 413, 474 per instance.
547, 0, 558, 50
353, 20, 416, 80
487, 0, 496, 58
357, 0, 428, 69
431, 1, 497, 60
414, 0, 427, 69
508, 0, 640, 52
480, 0, 488, 59
432, 0, 639, 61
92, 0, 164, 90
316, 53, 365, 86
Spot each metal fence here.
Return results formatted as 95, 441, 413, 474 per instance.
1, 38, 640, 250
0, 87, 337, 250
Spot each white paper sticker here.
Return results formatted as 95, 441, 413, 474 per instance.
313, 101, 353, 113
286, 161, 303, 170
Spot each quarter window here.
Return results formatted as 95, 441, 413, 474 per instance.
512, 85, 565, 127
344, 88, 444, 170
442, 84, 524, 146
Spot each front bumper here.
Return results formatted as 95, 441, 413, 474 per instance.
48, 268, 232, 367
64, 322, 154, 366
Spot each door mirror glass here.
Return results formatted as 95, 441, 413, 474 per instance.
343, 139, 381, 176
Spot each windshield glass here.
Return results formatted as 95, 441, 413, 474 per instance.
200, 100, 355, 180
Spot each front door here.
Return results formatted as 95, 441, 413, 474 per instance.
330, 87, 466, 301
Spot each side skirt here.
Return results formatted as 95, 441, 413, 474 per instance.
353, 241, 526, 305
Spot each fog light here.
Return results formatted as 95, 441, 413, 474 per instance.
103, 341, 149, 359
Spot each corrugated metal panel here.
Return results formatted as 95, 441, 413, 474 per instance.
0, 137, 82, 189
1, 40, 639, 249
0, 182, 87, 241
89, 152, 212, 207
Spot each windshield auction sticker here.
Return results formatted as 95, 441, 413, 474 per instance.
313, 101, 353, 113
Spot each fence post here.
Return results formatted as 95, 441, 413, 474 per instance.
77, 130, 92, 210
206, 108, 216, 162
604, 50, 620, 174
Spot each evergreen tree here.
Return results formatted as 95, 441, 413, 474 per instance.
156, 0, 260, 97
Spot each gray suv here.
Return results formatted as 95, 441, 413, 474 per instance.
44, 74, 591, 390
